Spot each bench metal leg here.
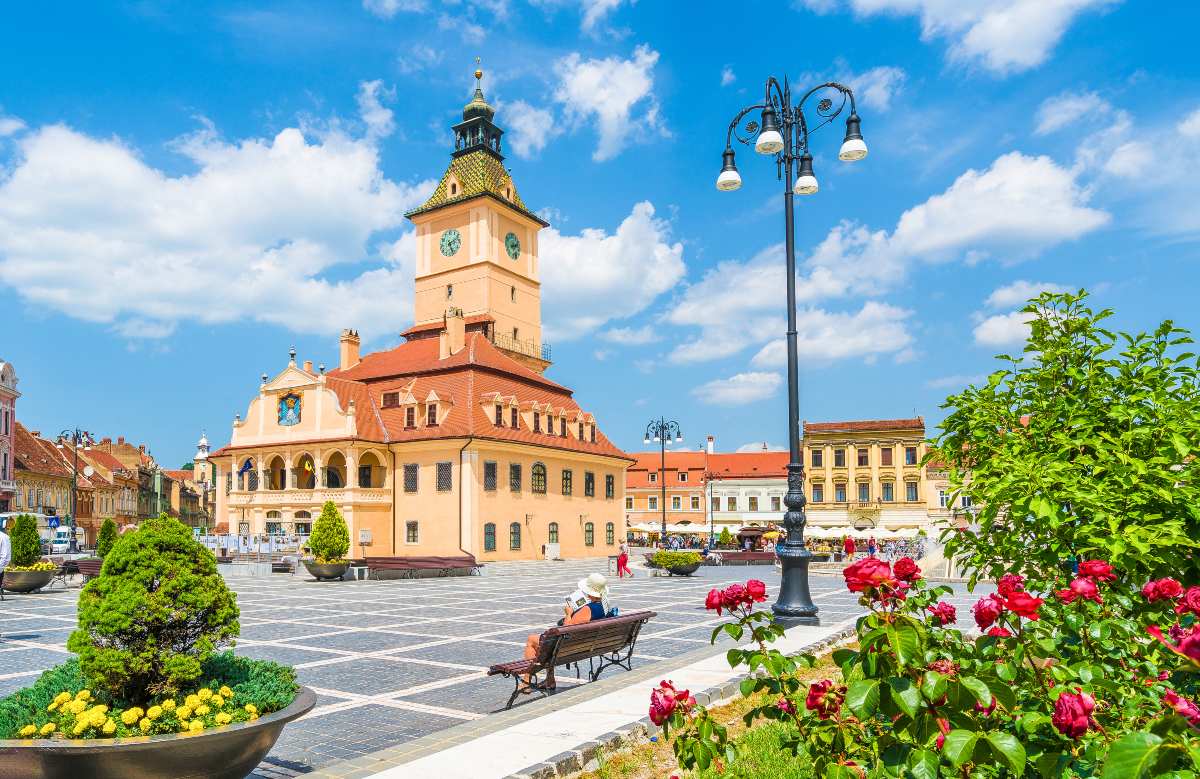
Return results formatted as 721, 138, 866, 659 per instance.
502, 669, 552, 710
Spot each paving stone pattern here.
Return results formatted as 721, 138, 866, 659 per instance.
0, 558, 989, 777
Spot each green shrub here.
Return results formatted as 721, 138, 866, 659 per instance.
95, 518, 117, 558
650, 550, 702, 569
67, 514, 239, 704
9, 514, 42, 567
307, 501, 349, 563
0, 659, 85, 738
717, 527, 734, 548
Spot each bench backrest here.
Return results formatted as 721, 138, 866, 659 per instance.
363, 555, 477, 570
536, 610, 656, 666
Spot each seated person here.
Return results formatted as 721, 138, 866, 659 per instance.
521, 573, 611, 692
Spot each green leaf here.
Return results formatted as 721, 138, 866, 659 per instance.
887, 623, 922, 668
1101, 732, 1166, 779
986, 731, 1027, 774
845, 679, 880, 718
906, 748, 939, 779
960, 676, 992, 707
922, 670, 948, 702
942, 729, 979, 769
888, 677, 923, 718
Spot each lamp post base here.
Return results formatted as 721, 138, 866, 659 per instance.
772, 545, 820, 626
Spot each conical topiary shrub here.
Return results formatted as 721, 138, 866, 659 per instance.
66, 514, 239, 702
9, 514, 42, 567
95, 517, 117, 558
308, 501, 349, 564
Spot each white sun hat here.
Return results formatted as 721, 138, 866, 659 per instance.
578, 573, 609, 598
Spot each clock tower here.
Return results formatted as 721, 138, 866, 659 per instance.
405, 67, 551, 372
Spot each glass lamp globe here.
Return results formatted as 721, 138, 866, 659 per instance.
793, 174, 819, 195
716, 168, 742, 191
838, 138, 868, 161
755, 129, 784, 155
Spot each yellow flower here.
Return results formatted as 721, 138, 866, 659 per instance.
47, 702, 59, 712
248, 713, 259, 721
40, 723, 56, 736
72, 721, 88, 736
215, 712, 231, 725
160, 699, 176, 711
18, 725, 36, 738
146, 706, 163, 720
120, 709, 140, 726
184, 694, 201, 708
243, 704, 258, 715
54, 692, 72, 705
178, 720, 190, 732
139, 718, 152, 733
219, 686, 233, 699
198, 688, 213, 701
176, 705, 192, 719
90, 704, 108, 715
102, 719, 116, 735
194, 704, 211, 717
75, 689, 91, 701
89, 712, 107, 729
67, 699, 88, 715
188, 720, 204, 732
210, 694, 224, 707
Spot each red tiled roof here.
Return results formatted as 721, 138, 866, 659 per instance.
400, 314, 494, 338
626, 451, 709, 488
13, 422, 72, 478
708, 451, 789, 478
803, 418, 924, 434
163, 470, 194, 481
82, 449, 131, 474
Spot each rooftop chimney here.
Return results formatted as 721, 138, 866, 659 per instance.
117, 436, 125, 445
439, 308, 466, 359
706, 435, 715, 454
303, 360, 313, 373
339, 329, 361, 371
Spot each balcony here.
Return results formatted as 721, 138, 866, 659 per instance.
228, 487, 391, 506
489, 331, 551, 362
0, 479, 16, 492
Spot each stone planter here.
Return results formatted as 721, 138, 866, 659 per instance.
2, 569, 55, 593
664, 563, 702, 577
302, 560, 349, 581
0, 686, 315, 779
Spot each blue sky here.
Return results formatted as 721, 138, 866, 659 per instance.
3, 0, 1199, 467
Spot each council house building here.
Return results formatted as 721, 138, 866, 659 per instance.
210, 70, 633, 560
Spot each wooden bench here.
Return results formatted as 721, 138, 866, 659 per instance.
359, 555, 481, 580
270, 560, 294, 574
75, 558, 103, 580
718, 551, 778, 565
487, 610, 656, 710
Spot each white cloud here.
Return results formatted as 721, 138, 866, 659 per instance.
692, 372, 782, 406
749, 302, 915, 366
802, 0, 1115, 74
844, 65, 906, 112
554, 45, 665, 161
581, 0, 628, 32
736, 441, 785, 452
0, 116, 25, 138
362, 0, 427, 18
599, 325, 660, 345
1180, 108, 1200, 139
396, 43, 442, 74
925, 374, 985, 389
356, 80, 396, 141
974, 311, 1033, 347
0, 87, 436, 341
438, 13, 486, 43
504, 100, 562, 159
1034, 90, 1109, 135
540, 201, 685, 340
721, 66, 736, 87
985, 279, 1071, 309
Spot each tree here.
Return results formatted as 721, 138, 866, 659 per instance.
932, 291, 1200, 585
717, 527, 734, 548
307, 501, 349, 563
95, 518, 117, 558
9, 514, 42, 567
67, 514, 240, 703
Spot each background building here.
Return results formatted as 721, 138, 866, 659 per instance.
0, 361, 17, 512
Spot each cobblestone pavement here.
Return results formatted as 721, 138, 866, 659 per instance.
0, 558, 991, 777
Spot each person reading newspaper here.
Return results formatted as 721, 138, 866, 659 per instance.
519, 573, 612, 693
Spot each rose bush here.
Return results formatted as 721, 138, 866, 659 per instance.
654, 561, 1200, 776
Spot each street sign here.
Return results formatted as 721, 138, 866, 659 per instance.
47, 516, 60, 529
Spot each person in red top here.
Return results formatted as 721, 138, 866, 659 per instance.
842, 535, 856, 561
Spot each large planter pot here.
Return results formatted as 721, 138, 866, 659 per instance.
665, 563, 702, 577
2, 569, 55, 593
303, 560, 349, 581
0, 686, 316, 779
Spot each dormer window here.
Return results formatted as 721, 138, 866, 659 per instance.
560, 418, 567, 438
510, 407, 518, 429
405, 407, 415, 429
427, 403, 438, 427
505, 186, 511, 200
578, 422, 584, 439
590, 425, 596, 443
450, 182, 458, 196
533, 412, 541, 433
494, 403, 503, 426
382, 392, 399, 409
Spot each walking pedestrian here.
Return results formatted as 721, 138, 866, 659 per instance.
616, 540, 633, 578
842, 535, 856, 562
867, 536, 877, 558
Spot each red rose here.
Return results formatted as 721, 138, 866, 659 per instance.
705, 588, 724, 614
1052, 689, 1095, 739
935, 717, 950, 750
1004, 591, 1044, 620
996, 573, 1025, 597
987, 626, 1013, 638
1078, 559, 1116, 582
1149, 625, 1200, 664
893, 557, 921, 583
746, 579, 768, 602
1165, 690, 1200, 725
805, 679, 845, 720
649, 681, 677, 726
776, 696, 796, 715
1057, 577, 1102, 605
928, 602, 957, 626
1143, 578, 1184, 603
929, 659, 959, 676
843, 557, 893, 592
973, 594, 1004, 629
974, 696, 997, 716
721, 584, 747, 610
1175, 587, 1200, 616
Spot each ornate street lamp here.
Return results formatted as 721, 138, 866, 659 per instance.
716, 77, 868, 624
56, 428, 95, 539
643, 418, 683, 541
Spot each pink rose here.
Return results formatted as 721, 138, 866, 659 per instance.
1057, 577, 1102, 604
720, 584, 747, 610
746, 579, 768, 602
928, 602, 957, 626
1165, 690, 1200, 725
705, 588, 723, 614
649, 682, 676, 726
1052, 689, 1096, 739
996, 573, 1025, 597
1077, 559, 1116, 582
805, 679, 845, 720
776, 697, 796, 715
973, 594, 1004, 629
1004, 591, 1044, 620
1175, 587, 1200, 616
987, 626, 1013, 638
1149, 625, 1200, 664
1143, 578, 1184, 603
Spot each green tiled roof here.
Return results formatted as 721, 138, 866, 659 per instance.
405, 150, 548, 226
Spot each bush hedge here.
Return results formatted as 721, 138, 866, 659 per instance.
9, 514, 42, 567
95, 518, 117, 558
307, 501, 349, 563
650, 550, 703, 570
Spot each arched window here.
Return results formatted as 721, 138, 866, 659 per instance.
267, 456, 286, 490
605, 522, 614, 545
531, 462, 547, 494
295, 454, 316, 490
266, 510, 281, 519
509, 522, 521, 550
484, 522, 496, 552
548, 522, 559, 543
359, 451, 383, 488
325, 451, 347, 489
584, 522, 594, 546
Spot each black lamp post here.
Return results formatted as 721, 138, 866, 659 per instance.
56, 428, 94, 535
643, 418, 682, 541
716, 77, 868, 625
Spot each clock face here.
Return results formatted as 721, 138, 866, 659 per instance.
439, 228, 461, 257
504, 232, 521, 260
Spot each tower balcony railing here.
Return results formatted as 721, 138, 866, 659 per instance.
489, 331, 551, 361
